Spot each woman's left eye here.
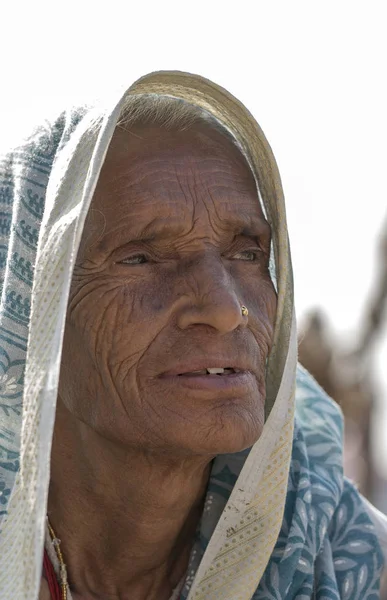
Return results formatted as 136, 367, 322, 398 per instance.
118, 254, 149, 265
233, 250, 261, 261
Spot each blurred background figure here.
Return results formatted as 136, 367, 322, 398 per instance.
299, 219, 387, 511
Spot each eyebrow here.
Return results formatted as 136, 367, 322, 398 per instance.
128, 215, 271, 243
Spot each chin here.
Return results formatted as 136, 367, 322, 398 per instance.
173, 403, 265, 456
203, 425, 263, 455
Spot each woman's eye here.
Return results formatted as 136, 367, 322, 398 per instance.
119, 254, 149, 265
233, 250, 261, 261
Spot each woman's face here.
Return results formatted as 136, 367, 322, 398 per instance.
60, 122, 277, 456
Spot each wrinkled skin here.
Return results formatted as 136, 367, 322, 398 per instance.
60, 124, 277, 456
46, 123, 277, 600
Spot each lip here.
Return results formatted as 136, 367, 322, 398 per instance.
159, 358, 256, 394
160, 370, 255, 392
161, 360, 251, 377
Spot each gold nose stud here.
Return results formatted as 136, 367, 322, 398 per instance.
241, 305, 249, 317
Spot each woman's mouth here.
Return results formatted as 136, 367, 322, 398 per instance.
160, 366, 255, 394
177, 367, 239, 376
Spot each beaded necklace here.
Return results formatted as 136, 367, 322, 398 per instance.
45, 519, 69, 600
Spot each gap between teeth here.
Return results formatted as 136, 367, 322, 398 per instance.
184, 367, 236, 375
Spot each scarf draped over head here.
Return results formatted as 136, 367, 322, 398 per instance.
0, 71, 383, 600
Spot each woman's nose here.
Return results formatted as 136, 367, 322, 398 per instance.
176, 262, 247, 334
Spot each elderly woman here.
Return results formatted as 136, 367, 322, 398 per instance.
0, 72, 386, 600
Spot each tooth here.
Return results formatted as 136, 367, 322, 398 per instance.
207, 367, 225, 374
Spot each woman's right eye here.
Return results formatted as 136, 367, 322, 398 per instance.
118, 254, 149, 265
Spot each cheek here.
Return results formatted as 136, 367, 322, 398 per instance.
262, 279, 277, 328
245, 273, 277, 323
230, 261, 277, 319
68, 274, 171, 371
246, 278, 277, 359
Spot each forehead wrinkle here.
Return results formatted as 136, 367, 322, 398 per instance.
96, 172, 268, 247
99, 130, 258, 200
135, 217, 194, 242
102, 148, 253, 192
179, 169, 266, 238
98, 214, 194, 249
94, 134, 268, 249
101, 209, 269, 250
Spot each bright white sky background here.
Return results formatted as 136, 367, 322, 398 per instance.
2, 2, 387, 473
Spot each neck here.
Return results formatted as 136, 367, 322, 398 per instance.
47, 398, 212, 600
